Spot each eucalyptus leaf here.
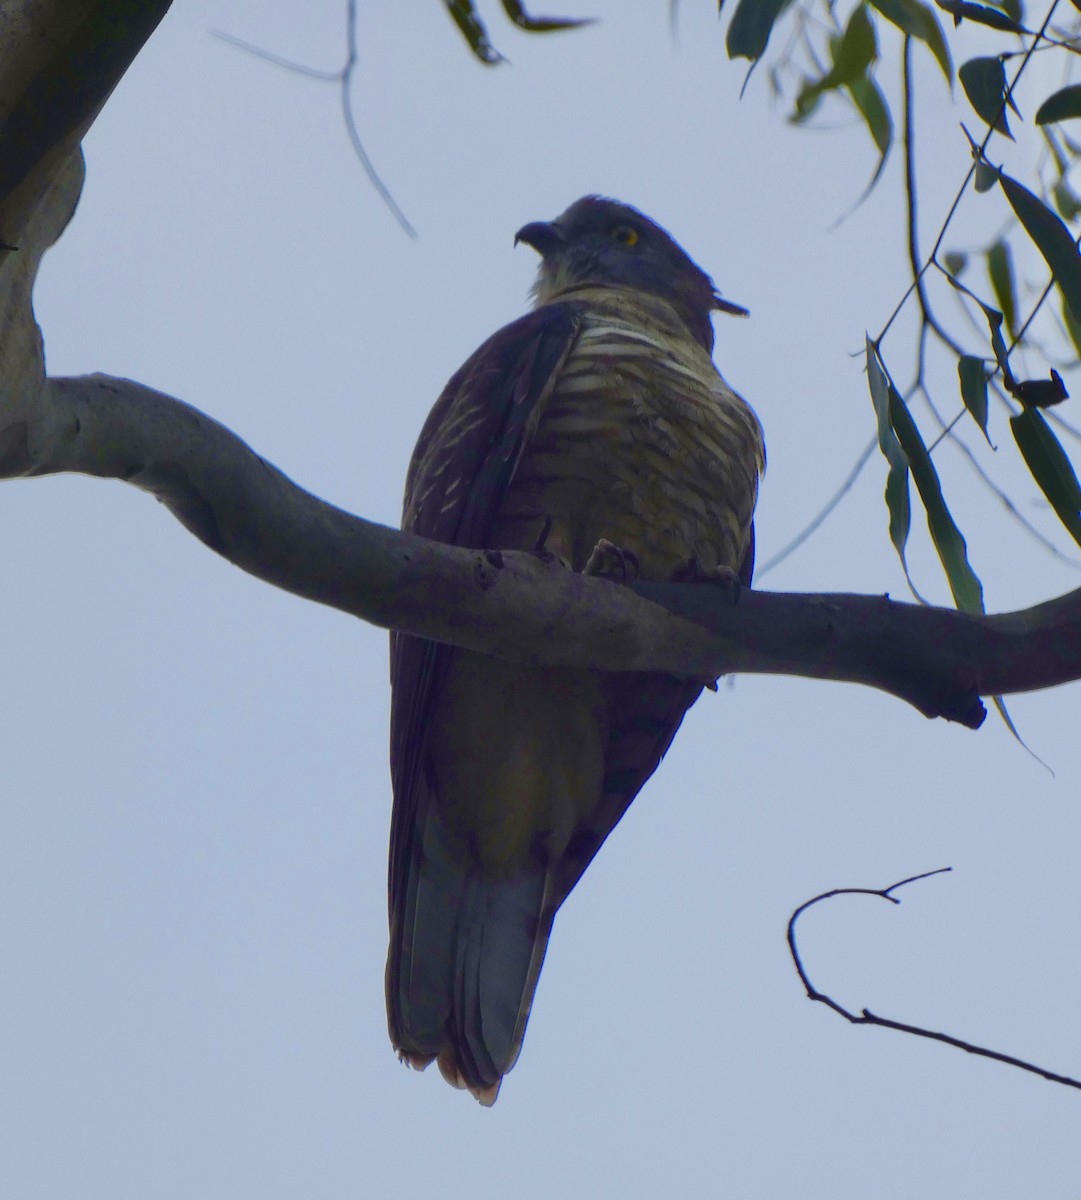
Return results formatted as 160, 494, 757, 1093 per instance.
1052, 177, 1081, 222
977, 301, 1015, 386
975, 159, 1001, 191
833, 5, 878, 81
959, 56, 1013, 137
987, 239, 1017, 335
795, 6, 877, 117
958, 355, 991, 442
869, 0, 952, 81
847, 73, 893, 195
1000, 171, 1081, 324
888, 381, 986, 612
1062, 295, 1081, 358
934, 0, 1026, 31
960, 123, 1001, 189
1036, 84, 1081, 126
499, 0, 594, 31
866, 338, 913, 566
849, 73, 892, 152
726, 0, 793, 61
1010, 408, 1081, 548
445, 0, 503, 63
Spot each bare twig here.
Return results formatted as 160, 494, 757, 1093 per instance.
212, 0, 416, 237
756, 436, 877, 580
788, 868, 1081, 1092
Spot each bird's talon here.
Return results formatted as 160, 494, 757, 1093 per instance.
531, 515, 554, 561
672, 557, 742, 602
584, 538, 640, 580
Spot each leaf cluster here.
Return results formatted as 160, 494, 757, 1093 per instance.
721, 0, 1081, 615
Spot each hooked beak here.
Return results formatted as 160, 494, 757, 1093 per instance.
514, 219, 566, 256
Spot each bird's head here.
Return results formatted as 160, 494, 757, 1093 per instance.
514, 195, 746, 353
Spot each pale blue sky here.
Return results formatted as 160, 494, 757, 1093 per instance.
3, 3, 1081, 1197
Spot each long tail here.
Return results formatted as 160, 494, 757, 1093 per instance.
386, 808, 557, 1106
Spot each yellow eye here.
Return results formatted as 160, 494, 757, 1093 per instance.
612, 225, 639, 247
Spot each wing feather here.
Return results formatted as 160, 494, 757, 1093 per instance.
387, 303, 582, 1020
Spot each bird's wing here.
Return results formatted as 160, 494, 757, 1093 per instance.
387, 302, 581, 977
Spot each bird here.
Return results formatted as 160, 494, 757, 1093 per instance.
386, 196, 765, 1105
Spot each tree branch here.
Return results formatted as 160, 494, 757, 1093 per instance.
0, 0, 171, 250
5, 372, 1081, 729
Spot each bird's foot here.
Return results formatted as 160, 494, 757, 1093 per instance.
531, 516, 573, 568
671, 558, 739, 692
531, 515, 554, 561
584, 538, 640, 581
671, 556, 742, 603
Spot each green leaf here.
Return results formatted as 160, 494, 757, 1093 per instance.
975, 158, 1001, 192
848, 72, 892, 152
1046, 127, 1069, 174
795, 6, 878, 117
1062, 295, 1081, 357
987, 239, 1017, 335
1052, 176, 1081, 223
943, 250, 967, 274
934, 0, 1026, 31
958, 355, 992, 442
445, 0, 503, 63
960, 121, 1001, 189
1010, 408, 1081, 548
1000, 171, 1081, 323
726, 0, 793, 62
866, 337, 913, 566
888, 381, 986, 612
959, 56, 1014, 137
846, 73, 893, 195
833, 5, 878, 80
990, 695, 1047, 766
983, 302, 1017, 386
869, 0, 952, 81
1036, 85, 1081, 126
499, 0, 594, 32
830, 4, 873, 79
975, 301, 1014, 386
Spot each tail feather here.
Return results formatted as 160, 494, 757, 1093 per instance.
476, 869, 557, 1073
387, 810, 466, 1059
388, 673, 703, 1103
388, 805, 556, 1105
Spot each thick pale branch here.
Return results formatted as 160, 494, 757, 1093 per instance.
0, 0, 171, 249
4, 373, 1081, 729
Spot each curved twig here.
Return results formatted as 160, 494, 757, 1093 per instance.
756, 436, 877, 580
212, 0, 416, 237
788, 868, 1081, 1092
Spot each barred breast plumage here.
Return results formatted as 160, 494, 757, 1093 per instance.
493, 285, 763, 575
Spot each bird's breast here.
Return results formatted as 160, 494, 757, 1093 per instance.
493, 303, 764, 576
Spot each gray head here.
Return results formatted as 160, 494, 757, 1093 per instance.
514, 195, 746, 353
